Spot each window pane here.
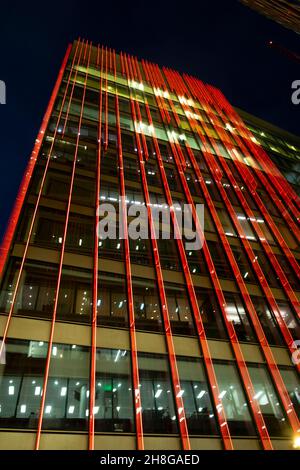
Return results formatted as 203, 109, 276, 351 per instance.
1, 260, 57, 320
97, 273, 128, 328
57, 268, 92, 323
248, 364, 291, 437
138, 352, 178, 434
251, 297, 284, 346
0, 339, 47, 429
279, 367, 300, 417
195, 288, 227, 340
224, 294, 256, 342
43, 343, 90, 431
164, 283, 196, 336
177, 357, 219, 435
214, 362, 256, 436
132, 278, 163, 333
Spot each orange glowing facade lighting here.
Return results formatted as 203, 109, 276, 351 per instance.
0, 39, 299, 450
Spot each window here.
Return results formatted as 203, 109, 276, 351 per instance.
164, 283, 195, 336
277, 301, 300, 341
253, 250, 281, 289
177, 357, 219, 435
213, 362, 256, 436
97, 273, 128, 328
251, 297, 284, 346
57, 268, 92, 323
231, 245, 255, 283
217, 208, 237, 238
195, 289, 227, 340
94, 348, 134, 432
138, 353, 178, 434
43, 343, 90, 431
207, 240, 232, 279
224, 294, 256, 342
279, 367, 300, 417
0, 260, 57, 320
132, 278, 163, 333
236, 212, 256, 241
156, 238, 180, 271
275, 254, 299, 291
248, 364, 291, 437
0, 339, 47, 429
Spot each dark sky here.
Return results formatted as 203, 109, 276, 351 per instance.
0, 0, 299, 240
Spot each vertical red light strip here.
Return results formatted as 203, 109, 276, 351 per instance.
88, 44, 104, 451
142, 61, 167, 124
134, 56, 143, 83
120, 52, 125, 76
61, 40, 87, 137
124, 54, 191, 450
114, 51, 144, 451
35, 41, 92, 450
0, 41, 80, 360
104, 47, 109, 151
0, 44, 72, 279
140, 61, 234, 451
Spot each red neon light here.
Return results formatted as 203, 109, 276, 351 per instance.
88, 44, 104, 451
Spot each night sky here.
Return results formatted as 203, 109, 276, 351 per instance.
0, 0, 299, 240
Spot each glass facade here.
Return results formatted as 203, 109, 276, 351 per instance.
0, 39, 299, 450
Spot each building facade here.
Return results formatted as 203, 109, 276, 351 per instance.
0, 39, 299, 450
239, 0, 300, 35
238, 108, 300, 195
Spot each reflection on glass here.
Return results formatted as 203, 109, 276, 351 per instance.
0, 260, 57, 320
214, 362, 256, 436
251, 297, 284, 346
177, 357, 219, 435
132, 278, 163, 332
164, 283, 195, 336
43, 343, 90, 430
279, 367, 300, 417
57, 268, 92, 323
0, 339, 47, 429
195, 289, 227, 340
138, 352, 178, 434
277, 301, 300, 341
224, 294, 256, 342
97, 273, 128, 328
248, 364, 291, 437
95, 348, 134, 432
